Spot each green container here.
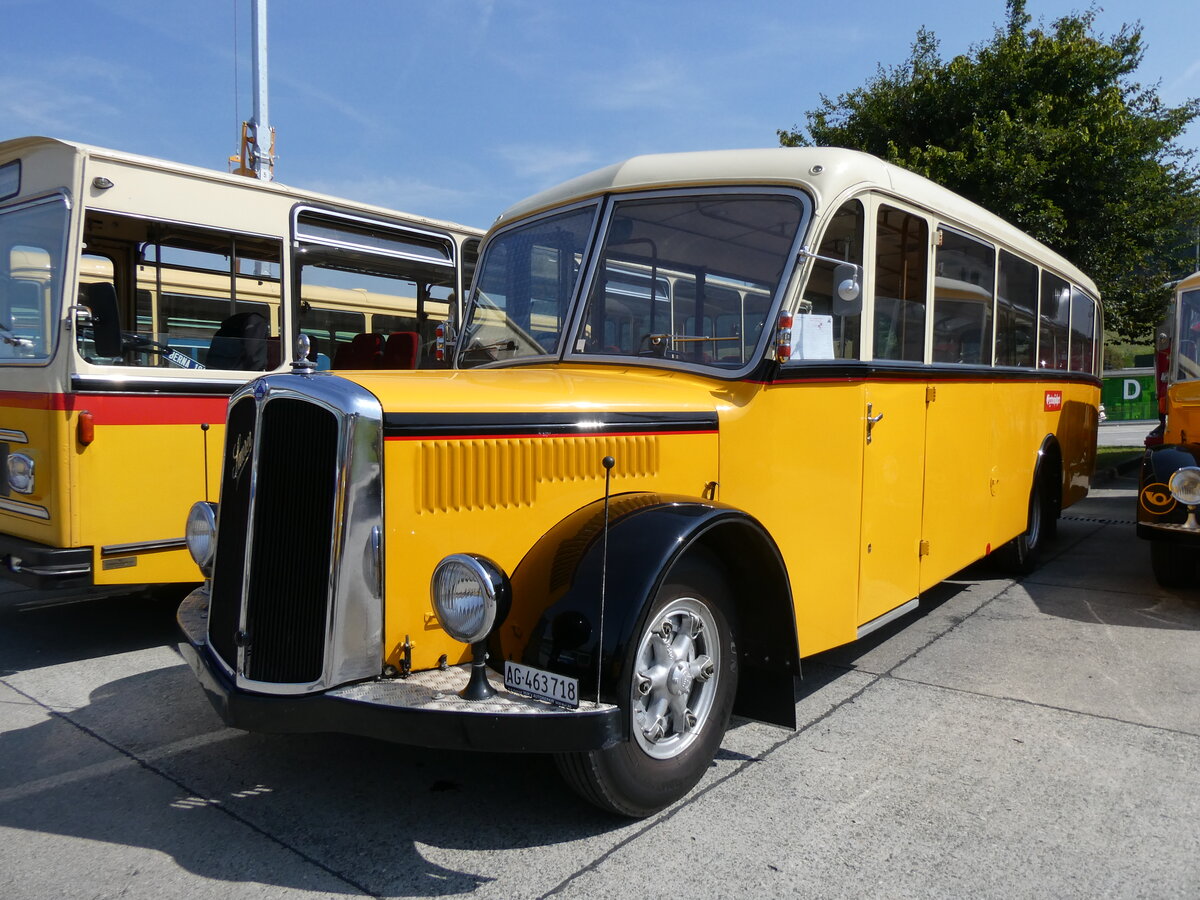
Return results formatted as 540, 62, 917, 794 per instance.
1101, 369, 1158, 421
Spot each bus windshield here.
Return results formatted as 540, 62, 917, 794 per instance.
458, 192, 807, 371
574, 193, 804, 368
458, 204, 598, 365
0, 197, 68, 362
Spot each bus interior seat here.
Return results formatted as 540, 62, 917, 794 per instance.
79, 282, 124, 358
334, 332, 384, 369
206, 311, 269, 370
383, 331, 420, 369
265, 335, 280, 369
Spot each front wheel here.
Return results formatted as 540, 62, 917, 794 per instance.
555, 557, 737, 817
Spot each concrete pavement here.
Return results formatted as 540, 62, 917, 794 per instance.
1, 475, 1197, 898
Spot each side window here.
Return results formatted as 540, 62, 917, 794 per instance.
79, 212, 282, 371
1175, 289, 1200, 382
932, 228, 994, 365
0, 197, 68, 363
294, 211, 459, 370
872, 205, 928, 362
996, 251, 1038, 367
1039, 272, 1071, 370
297, 303, 365, 368
1069, 286, 1098, 375
801, 198, 864, 360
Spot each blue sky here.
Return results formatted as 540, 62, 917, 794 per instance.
2, 0, 1197, 230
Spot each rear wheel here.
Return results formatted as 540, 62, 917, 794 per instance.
555, 557, 737, 817
1002, 479, 1047, 575
1150, 541, 1195, 588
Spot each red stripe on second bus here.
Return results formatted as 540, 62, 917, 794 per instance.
0, 390, 229, 425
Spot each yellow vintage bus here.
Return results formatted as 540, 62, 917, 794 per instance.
177, 148, 1101, 816
0, 136, 481, 596
1137, 269, 1200, 585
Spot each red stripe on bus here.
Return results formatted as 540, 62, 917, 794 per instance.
0, 391, 228, 424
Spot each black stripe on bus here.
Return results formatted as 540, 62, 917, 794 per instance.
382, 410, 719, 440
760, 361, 1102, 387
70, 375, 242, 396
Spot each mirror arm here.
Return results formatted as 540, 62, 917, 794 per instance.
796, 246, 860, 272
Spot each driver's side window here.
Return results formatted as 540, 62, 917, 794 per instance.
798, 198, 864, 361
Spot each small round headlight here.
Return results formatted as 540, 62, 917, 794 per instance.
1169, 467, 1200, 506
431, 554, 510, 644
186, 501, 218, 572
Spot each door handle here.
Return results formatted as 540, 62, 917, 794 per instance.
866, 402, 884, 444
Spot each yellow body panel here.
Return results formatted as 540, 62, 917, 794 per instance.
0, 401, 74, 548
1165, 380, 1200, 444
353, 367, 723, 671
717, 379, 865, 654
861, 382, 927, 621
75, 420, 219, 584
354, 365, 1098, 667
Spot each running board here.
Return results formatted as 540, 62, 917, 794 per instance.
857, 598, 919, 639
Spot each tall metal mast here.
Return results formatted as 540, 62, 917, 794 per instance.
232, 0, 275, 180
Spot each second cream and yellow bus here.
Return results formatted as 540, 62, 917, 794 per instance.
0, 136, 482, 597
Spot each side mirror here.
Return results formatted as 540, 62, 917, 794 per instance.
833, 263, 862, 316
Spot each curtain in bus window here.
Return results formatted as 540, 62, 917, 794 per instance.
872, 206, 928, 362
933, 228, 994, 365
996, 251, 1038, 367
1068, 286, 1098, 374
802, 199, 864, 360
1039, 272, 1071, 370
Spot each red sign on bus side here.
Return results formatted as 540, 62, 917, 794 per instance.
1044, 390, 1063, 412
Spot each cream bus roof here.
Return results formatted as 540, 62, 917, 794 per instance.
495, 146, 1097, 296
0, 135, 484, 238
1177, 271, 1200, 293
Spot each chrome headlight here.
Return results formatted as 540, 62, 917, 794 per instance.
431, 554, 511, 644
185, 501, 219, 573
7, 452, 34, 495
1169, 467, 1200, 506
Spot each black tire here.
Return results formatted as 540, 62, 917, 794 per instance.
1150, 541, 1195, 588
1002, 479, 1047, 575
555, 555, 737, 818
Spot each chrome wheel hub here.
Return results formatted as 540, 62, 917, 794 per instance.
631, 596, 719, 759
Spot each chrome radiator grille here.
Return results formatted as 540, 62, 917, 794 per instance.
245, 398, 339, 682
209, 392, 340, 685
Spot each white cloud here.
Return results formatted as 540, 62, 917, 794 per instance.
493, 144, 598, 182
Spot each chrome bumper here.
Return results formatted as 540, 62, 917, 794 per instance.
177, 586, 624, 752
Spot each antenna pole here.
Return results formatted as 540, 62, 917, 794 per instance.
248, 0, 274, 181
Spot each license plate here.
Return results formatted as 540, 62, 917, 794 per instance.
504, 661, 580, 709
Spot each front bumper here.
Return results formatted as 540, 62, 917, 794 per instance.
177, 586, 624, 753
0, 534, 91, 589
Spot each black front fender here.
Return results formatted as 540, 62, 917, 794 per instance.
1138, 444, 1200, 539
495, 493, 800, 729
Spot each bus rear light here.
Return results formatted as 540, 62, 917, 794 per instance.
77, 411, 95, 445
775, 311, 794, 363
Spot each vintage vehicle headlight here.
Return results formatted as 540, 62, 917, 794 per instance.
185, 501, 219, 572
1168, 467, 1200, 506
431, 554, 510, 644
6, 452, 34, 495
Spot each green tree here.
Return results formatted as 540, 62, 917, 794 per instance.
779, 0, 1200, 341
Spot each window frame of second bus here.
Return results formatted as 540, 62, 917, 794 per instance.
289, 204, 462, 370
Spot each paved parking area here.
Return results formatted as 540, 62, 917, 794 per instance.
1, 474, 1198, 898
